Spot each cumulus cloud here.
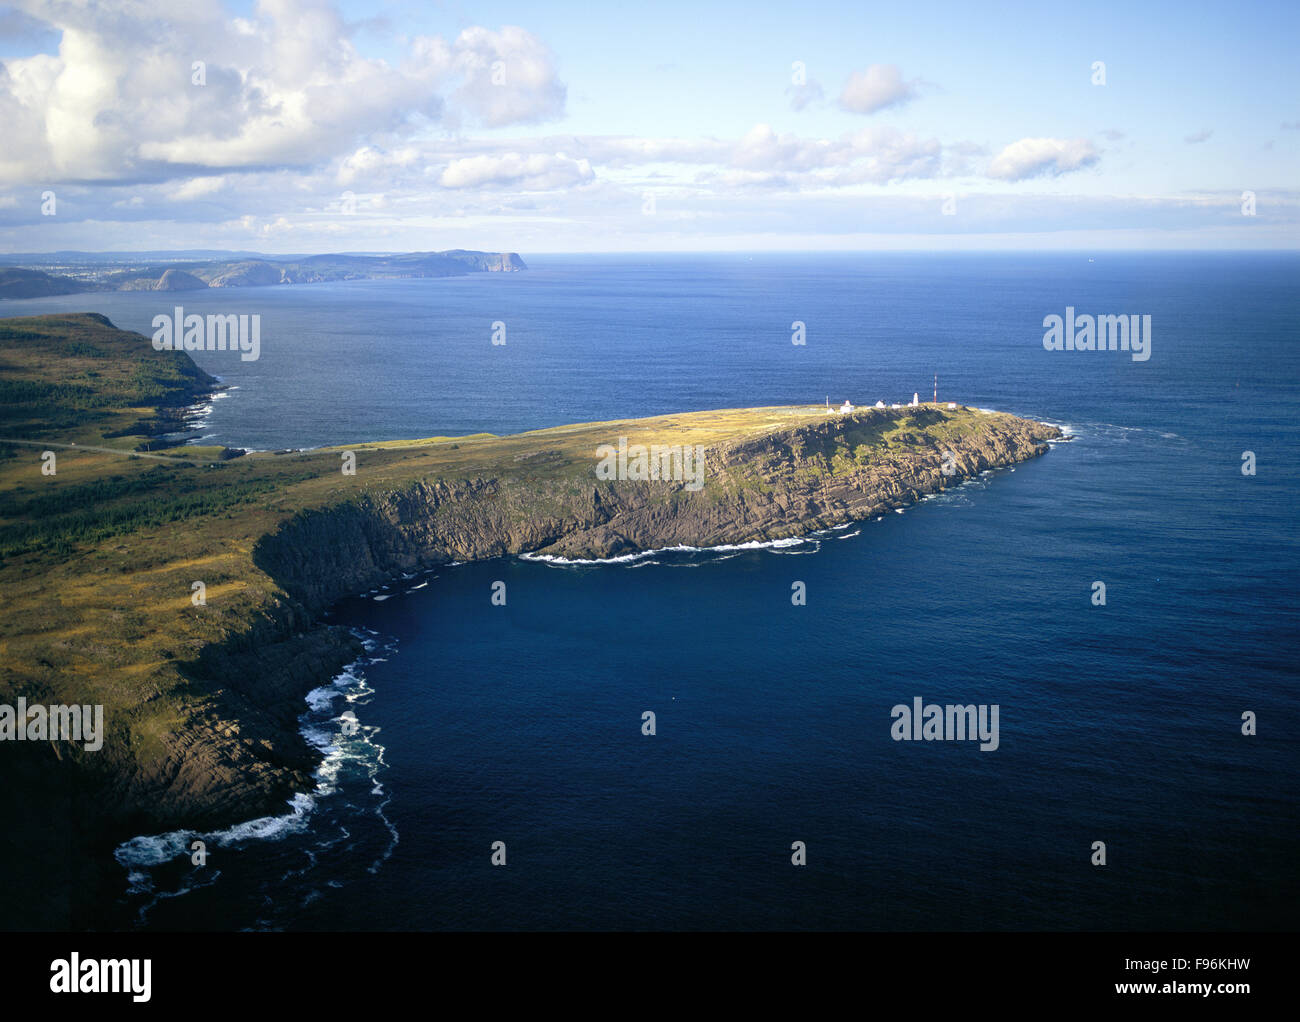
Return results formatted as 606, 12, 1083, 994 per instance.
337, 145, 419, 186
986, 137, 1099, 180
442, 26, 566, 127
0, 0, 566, 186
838, 64, 917, 115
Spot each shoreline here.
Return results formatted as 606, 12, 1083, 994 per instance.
109, 452, 1057, 897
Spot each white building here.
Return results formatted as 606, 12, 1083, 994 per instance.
909, 392, 919, 407
839, 400, 855, 414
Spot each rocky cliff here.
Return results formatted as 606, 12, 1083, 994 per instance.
255, 407, 1057, 612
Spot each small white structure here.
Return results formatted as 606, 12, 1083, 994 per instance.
891, 402, 902, 409
909, 392, 919, 407
839, 400, 854, 414
947, 402, 958, 409
874, 400, 886, 409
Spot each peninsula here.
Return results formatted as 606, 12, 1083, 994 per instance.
0, 312, 1059, 926
0, 250, 526, 300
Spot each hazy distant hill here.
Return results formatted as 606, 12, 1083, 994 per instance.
0, 250, 527, 299
0, 267, 99, 299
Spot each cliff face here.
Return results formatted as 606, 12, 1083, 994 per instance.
207, 261, 284, 287
440, 251, 527, 272
253, 407, 1058, 611
154, 268, 209, 290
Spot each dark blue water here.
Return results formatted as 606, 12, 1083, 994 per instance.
5, 253, 1297, 930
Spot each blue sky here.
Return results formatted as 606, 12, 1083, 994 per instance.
0, 0, 1296, 251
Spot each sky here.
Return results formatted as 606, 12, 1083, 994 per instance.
0, 0, 1296, 253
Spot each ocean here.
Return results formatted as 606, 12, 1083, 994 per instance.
4, 252, 1297, 930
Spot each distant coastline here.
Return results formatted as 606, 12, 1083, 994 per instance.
0, 249, 526, 300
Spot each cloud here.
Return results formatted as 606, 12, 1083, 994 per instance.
1100, 128, 1126, 141
830, 127, 942, 184
577, 136, 731, 166
838, 64, 917, 115
337, 145, 419, 186
786, 79, 824, 111
0, 1, 567, 185
1184, 128, 1213, 144
439, 152, 594, 189
574, 123, 946, 184
441, 25, 566, 127
731, 124, 838, 172
166, 176, 228, 200
987, 137, 1099, 180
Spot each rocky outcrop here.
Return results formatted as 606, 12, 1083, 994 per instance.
206, 261, 284, 288
440, 250, 527, 272
154, 268, 209, 291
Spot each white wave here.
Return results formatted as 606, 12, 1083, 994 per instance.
519, 534, 816, 566
372, 594, 391, 601
115, 793, 316, 871
113, 630, 398, 925
1037, 418, 1077, 440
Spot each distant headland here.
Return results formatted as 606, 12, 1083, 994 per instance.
0, 250, 527, 300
